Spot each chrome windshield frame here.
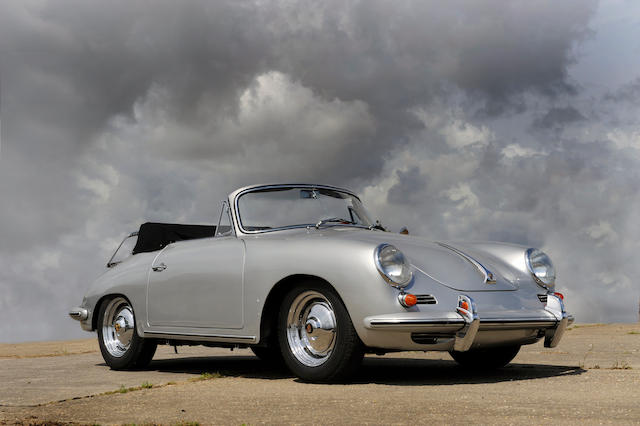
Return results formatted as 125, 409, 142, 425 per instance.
230, 183, 366, 235
106, 231, 139, 268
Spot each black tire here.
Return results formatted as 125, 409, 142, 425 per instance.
97, 296, 157, 370
277, 282, 364, 382
449, 345, 521, 369
250, 345, 282, 365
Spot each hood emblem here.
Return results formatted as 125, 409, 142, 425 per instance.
437, 242, 497, 285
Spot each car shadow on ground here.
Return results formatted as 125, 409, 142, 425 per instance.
144, 355, 292, 381
354, 357, 585, 386
116, 355, 586, 386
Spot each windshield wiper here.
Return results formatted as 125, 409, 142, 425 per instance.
315, 217, 356, 229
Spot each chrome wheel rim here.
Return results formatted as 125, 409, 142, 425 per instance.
102, 297, 135, 358
286, 290, 337, 367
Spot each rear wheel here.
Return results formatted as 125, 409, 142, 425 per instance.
97, 296, 157, 370
449, 345, 521, 369
278, 283, 363, 382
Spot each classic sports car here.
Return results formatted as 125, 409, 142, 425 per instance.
70, 183, 573, 382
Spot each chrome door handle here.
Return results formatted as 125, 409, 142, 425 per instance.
152, 262, 167, 272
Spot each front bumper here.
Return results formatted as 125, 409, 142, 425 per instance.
363, 294, 573, 351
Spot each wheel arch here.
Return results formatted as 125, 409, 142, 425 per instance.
91, 293, 130, 331
258, 274, 343, 345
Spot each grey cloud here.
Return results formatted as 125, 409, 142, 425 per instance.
603, 77, 640, 104
387, 167, 429, 205
532, 106, 586, 130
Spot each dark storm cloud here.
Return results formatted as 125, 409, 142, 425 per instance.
2, 0, 637, 342
532, 106, 586, 130
0, 0, 597, 244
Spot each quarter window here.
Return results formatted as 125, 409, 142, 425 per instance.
215, 201, 234, 237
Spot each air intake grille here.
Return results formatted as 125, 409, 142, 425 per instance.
415, 294, 437, 304
537, 294, 548, 304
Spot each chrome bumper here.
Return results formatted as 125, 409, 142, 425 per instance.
364, 294, 573, 351
68, 306, 88, 321
542, 293, 572, 348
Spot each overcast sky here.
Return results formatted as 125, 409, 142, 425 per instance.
1, 0, 639, 343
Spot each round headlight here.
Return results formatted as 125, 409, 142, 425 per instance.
525, 248, 556, 290
374, 243, 413, 288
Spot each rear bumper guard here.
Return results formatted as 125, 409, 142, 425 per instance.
364, 294, 573, 351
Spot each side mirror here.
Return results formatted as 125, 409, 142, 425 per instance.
399, 227, 409, 235
371, 220, 387, 231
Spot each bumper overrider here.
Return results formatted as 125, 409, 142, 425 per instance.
364, 293, 573, 351
69, 307, 88, 321
69, 306, 93, 331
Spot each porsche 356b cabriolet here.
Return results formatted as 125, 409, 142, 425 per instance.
70, 183, 573, 382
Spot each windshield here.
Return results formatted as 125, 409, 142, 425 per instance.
236, 187, 373, 232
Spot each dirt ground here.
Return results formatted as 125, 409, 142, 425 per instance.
1, 323, 639, 425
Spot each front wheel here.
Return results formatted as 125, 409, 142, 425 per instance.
449, 345, 521, 369
278, 283, 363, 382
97, 296, 157, 370
250, 344, 282, 365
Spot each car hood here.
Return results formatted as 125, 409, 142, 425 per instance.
321, 228, 520, 292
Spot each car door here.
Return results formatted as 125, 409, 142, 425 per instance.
146, 235, 245, 330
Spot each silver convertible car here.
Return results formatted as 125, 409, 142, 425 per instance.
70, 183, 573, 382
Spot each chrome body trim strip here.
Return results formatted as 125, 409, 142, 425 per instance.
437, 242, 497, 284
368, 318, 466, 328
144, 331, 257, 344
479, 319, 559, 330
366, 317, 561, 330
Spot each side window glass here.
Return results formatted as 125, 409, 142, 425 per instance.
215, 201, 234, 237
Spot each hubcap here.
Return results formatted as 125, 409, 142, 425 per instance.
286, 290, 337, 367
102, 297, 134, 358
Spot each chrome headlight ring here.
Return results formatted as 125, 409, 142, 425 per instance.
525, 248, 556, 291
374, 243, 413, 288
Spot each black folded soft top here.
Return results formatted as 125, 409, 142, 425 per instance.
132, 222, 216, 255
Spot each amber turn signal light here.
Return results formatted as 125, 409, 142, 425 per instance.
459, 300, 470, 311
398, 293, 417, 308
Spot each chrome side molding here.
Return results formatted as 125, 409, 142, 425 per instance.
144, 331, 257, 344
